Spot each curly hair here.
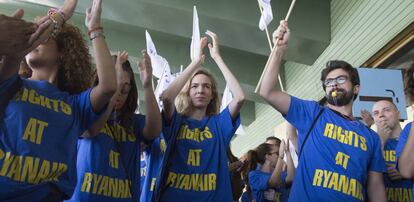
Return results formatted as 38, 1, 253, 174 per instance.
55, 23, 93, 94
175, 69, 220, 117
404, 62, 414, 104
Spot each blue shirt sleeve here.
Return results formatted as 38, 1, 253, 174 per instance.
74, 88, 105, 132
396, 122, 411, 158
369, 131, 387, 173
219, 106, 241, 145
161, 109, 183, 143
284, 96, 322, 136
248, 170, 270, 191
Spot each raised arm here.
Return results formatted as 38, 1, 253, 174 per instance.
399, 122, 414, 179
160, 37, 207, 121
0, 0, 80, 83
86, 0, 116, 112
286, 121, 298, 152
268, 140, 286, 188
284, 139, 295, 186
205, 30, 245, 120
367, 171, 386, 202
138, 50, 161, 141
258, 20, 291, 115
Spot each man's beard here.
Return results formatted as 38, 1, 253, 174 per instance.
326, 88, 355, 106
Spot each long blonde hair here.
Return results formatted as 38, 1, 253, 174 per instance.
175, 69, 220, 116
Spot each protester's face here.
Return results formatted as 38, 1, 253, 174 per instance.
324, 69, 358, 106
113, 69, 131, 110
372, 100, 400, 129
267, 146, 279, 167
25, 39, 60, 68
189, 74, 213, 109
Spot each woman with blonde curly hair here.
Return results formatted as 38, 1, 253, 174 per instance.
0, 0, 116, 201
154, 30, 245, 201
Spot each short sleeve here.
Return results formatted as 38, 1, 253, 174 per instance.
74, 88, 105, 132
284, 96, 322, 135
219, 106, 241, 145
396, 123, 411, 158
161, 109, 183, 143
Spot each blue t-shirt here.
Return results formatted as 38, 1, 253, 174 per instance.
383, 137, 413, 202
66, 114, 145, 202
140, 149, 147, 193
248, 168, 289, 202
140, 134, 166, 202
286, 96, 386, 202
159, 107, 240, 201
396, 122, 411, 159
0, 77, 101, 201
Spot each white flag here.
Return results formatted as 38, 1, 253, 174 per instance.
190, 6, 200, 61
258, 0, 273, 31
154, 70, 182, 110
145, 30, 171, 78
220, 85, 246, 136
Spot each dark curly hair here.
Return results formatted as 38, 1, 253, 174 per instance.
404, 62, 414, 104
56, 23, 93, 94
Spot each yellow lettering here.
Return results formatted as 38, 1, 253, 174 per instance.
97, 176, 109, 196
60, 102, 72, 115
34, 159, 50, 183
187, 149, 202, 166
208, 174, 216, 190
81, 172, 93, 192
150, 178, 156, 191
22, 118, 48, 144
313, 169, 323, 186
28, 89, 40, 105
166, 172, 176, 187
92, 174, 103, 194
360, 136, 367, 151
324, 123, 334, 138
109, 150, 120, 169
0, 152, 14, 176
335, 152, 350, 169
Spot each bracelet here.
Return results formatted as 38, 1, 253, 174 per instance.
88, 27, 103, 37
48, 8, 65, 22
49, 15, 63, 38
90, 32, 105, 41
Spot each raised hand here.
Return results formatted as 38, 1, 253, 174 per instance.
272, 20, 290, 47
115, 51, 128, 69
59, 0, 78, 20
138, 50, 153, 89
285, 139, 291, 153
279, 140, 286, 159
377, 119, 392, 137
205, 30, 221, 60
0, 9, 37, 55
85, 0, 102, 30
191, 36, 207, 66
360, 110, 374, 127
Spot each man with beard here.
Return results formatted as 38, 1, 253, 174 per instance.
258, 20, 386, 202
371, 100, 413, 202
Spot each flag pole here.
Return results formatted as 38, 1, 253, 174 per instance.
254, 0, 296, 93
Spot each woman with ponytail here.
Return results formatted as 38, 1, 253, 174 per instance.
245, 140, 295, 202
